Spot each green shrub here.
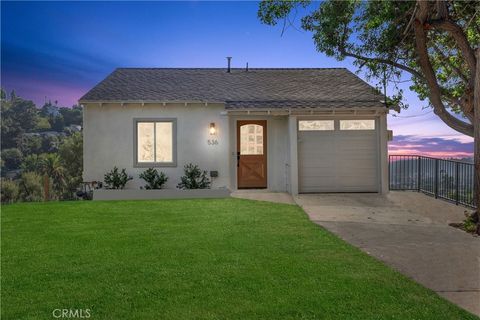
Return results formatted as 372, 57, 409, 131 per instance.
463, 215, 477, 233
18, 134, 43, 155
35, 117, 51, 131
1, 179, 19, 204
104, 167, 132, 189
18, 172, 44, 202
177, 164, 210, 190
1, 148, 23, 171
21, 154, 44, 173
139, 168, 168, 189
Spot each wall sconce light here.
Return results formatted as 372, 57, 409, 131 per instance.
209, 122, 216, 135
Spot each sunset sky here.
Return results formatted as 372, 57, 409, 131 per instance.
1, 1, 473, 158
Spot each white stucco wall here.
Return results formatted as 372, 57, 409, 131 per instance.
83, 103, 230, 189
83, 103, 388, 193
288, 115, 298, 195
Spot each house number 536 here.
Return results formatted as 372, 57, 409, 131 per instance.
207, 139, 219, 145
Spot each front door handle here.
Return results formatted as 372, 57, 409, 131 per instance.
237, 152, 240, 167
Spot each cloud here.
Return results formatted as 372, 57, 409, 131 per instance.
389, 135, 473, 158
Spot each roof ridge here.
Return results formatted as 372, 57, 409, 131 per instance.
115, 67, 348, 70
226, 99, 382, 102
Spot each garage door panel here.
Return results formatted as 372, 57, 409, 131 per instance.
336, 142, 376, 151
337, 147, 375, 154
299, 156, 335, 163
336, 151, 376, 157
336, 172, 377, 181
300, 171, 336, 179
298, 122, 378, 193
299, 159, 336, 167
298, 149, 336, 156
336, 142, 375, 150
337, 179, 377, 188
336, 131, 376, 136
300, 141, 335, 149
300, 150, 336, 157
299, 173, 336, 180
334, 158, 376, 167
299, 180, 337, 192
335, 137, 375, 143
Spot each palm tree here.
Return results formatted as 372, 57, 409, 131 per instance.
40, 153, 65, 201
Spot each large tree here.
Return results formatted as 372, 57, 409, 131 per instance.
259, 0, 480, 232
1, 97, 39, 149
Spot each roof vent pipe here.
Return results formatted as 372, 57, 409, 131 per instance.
226, 57, 232, 73
246, 62, 249, 72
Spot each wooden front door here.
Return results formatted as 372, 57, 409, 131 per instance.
237, 120, 267, 189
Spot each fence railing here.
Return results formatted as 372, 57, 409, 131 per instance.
389, 155, 476, 208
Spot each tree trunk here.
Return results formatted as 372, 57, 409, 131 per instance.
474, 48, 480, 234
413, 17, 474, 137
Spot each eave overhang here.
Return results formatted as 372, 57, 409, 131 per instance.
222, 107, 388, 116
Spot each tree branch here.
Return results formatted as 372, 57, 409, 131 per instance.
435, 0, 448, 20
432, 43, 469, 83
442, 95, 474, 124
429, 19, 477, 73
338, 47, 425, 81
413, 18, 473, 136
403, 4, 417, 36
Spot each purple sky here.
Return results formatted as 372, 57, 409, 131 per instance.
0, 1, 473, 158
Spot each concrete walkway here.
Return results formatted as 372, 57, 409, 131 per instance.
231, 190, 295, 205
296, 192, 480, 316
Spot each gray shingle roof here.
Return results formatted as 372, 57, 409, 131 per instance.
79, 68, 385, 109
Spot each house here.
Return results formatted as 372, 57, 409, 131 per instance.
79, 67, 389, 195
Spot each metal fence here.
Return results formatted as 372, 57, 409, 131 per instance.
389, 155, 476, 208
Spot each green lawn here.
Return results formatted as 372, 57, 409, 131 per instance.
2, 198, 476, 319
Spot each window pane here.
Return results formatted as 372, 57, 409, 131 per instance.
240, 124, 263, 155
340, 120, 375, 130
299, 120, 334, 131
137, 123, 154, 162
155, 122, 173, 162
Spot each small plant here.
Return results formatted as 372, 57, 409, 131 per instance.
139, 168, 168, 189
18, 172, 44, 202
177, 163, 210, 189
1, 179, 19, 204
463, 212, 478, 233
104, 167, 132, 189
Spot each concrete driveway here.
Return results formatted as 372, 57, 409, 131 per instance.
296, 191, 480, 316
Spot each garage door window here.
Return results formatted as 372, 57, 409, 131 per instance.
340, 120, 375, 130
299, 120, 334, 131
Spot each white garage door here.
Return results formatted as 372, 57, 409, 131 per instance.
298, 119, 378, 193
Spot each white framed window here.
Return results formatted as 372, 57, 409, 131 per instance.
134, 119, 176, 166
298, 120, 334, 131
340, 119, 375, 130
